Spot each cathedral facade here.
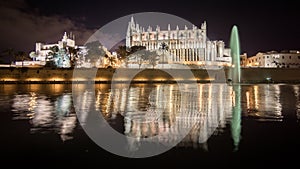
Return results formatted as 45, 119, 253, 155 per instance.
126, 17, 231, 65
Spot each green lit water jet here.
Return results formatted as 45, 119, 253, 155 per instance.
229, 25, 241, 151
229, 26, 241, 83
231, 84, 241, 151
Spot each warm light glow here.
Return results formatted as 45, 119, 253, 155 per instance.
49, 77, 65, 81
246, 91, 250, 109
26, 78, 42, 81
2, 78, 17, 81
28, 92, 37, 117
205, 78, 215, 81
73, 78, 89, 81
95, 77, 109, 81
254, 85, 259, 109
51, 84, 64, 93
28, 84, 41, 92
134, 78, 148, 81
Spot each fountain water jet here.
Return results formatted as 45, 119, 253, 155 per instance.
229, 26, 241, 83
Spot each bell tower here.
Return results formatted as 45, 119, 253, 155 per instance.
126, 16, 135, 48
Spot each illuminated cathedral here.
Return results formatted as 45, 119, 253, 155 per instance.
126, 17, 231, 66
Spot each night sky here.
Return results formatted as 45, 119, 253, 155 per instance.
1, 0, 300, 56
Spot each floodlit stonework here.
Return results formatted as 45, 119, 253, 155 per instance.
126, 17, 231, 67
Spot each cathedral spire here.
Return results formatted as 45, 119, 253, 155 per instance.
63, 32, 68, 41
201, 21, 207, 30
147, 26, 152, 32
136, 23, 140, 33
126, 20, 132, 47
184, 25, 188, 30
130, 16, 135, 30
168, 24, 171, 31
156, 25, 160, 31
192, 25, 197, 30
131, 16, 135, 24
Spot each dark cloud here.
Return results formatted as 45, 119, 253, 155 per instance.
0, 0, 96, 53
1, 0, 300, 57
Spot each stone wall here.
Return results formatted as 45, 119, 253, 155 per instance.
241, 68, 300, 83
0, 67, 299, 83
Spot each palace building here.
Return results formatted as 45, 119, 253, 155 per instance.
35, 32, 76, 62
125, 17, 231, 66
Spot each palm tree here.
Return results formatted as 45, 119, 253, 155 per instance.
159, 42, 169, 68
29, 51, 37, 61
15, 51, 27, 67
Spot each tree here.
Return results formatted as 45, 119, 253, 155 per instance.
68, 47, 79, 68
148, 51, 159, 69
159, 42, 169, 66
131, 49, 149, 69
141, 50, 158, 69
132, 46, 147, 68
116, 45, 129, 61
29, 51, 37, 61
85, 41, 106, 64
43, 46, 59, 67
15, 51, 29, 67
47, 46, 59, 62
50, 46, 59, 53
130, 45, 146, 54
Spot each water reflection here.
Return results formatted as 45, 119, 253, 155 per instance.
244, 85, 283, 121
8, 83, 299, 151
89, 84, 234, 150
293, 85, 300, 121
231, 85, 241, 151
11, 86, 76, 141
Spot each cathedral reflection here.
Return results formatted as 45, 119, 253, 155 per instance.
7, 83, 300, 153
101, 84, 234, 149
10, 83, 241, 149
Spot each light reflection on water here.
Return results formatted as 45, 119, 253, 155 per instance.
294, 85, 300, 120
243, 84, 283, 121
11, 87, 76, 141
3, 83, 299, 150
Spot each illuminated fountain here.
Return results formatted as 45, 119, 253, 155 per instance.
228, 25, 242, 151
229, 25, 241, 83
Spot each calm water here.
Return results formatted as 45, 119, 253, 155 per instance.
1, 83, 300, 167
